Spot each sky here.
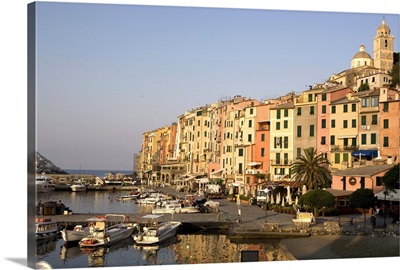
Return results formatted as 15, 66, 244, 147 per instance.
30, 1, 400, 172
1, 2, 399, 268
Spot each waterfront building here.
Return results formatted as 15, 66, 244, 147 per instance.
316, 85, 353, 167
329, 92, 359, 170
135, 19, 398, 196
379, 86, 400, 163
269, 96, 295, 183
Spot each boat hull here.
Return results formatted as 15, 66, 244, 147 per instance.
61, 228, 89, 242
134, 222, 181, 245
79, 226, 135, 248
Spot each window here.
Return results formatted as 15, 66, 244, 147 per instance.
383, 119, 389, 129
343, 104, 348, 112
261, 148, 265, 157
371, 115, 377, 125
238, 163, 243, 174
276, 153, 281, 165
383, 103, 389, 112
371, 133, 376, 144
310, 106, 314, 115
322, 105, 326, 114
376, 177, 382, 187
331, 119, 336, 128
277, 109, 281, 119
297, 107, 301, 116
321, 136, 326, 145
362, 97, 370, 107
352, 119, 357, 128
296, 148, 301, 158
274, 137, 282, 148
248, 134, 252, 142
283, 136, 288, 148
197, 120, 201, 126
361, 115, 367, 125
331, 106, 336, 114
308, 94, 313, 102
343, 120, 348, 129
261, 134, 265, 141
321, 93, 327, 101
276, 122, 280, 130
351, 138, 357, 146
284, 153, 289, 165
310, 125, 314, 137
283, 120, 288, 129
352, 103, 357, 112
335, 153, 340, 164
321, 119, 326, 128
383, 137, 389, 147
371, 97, 379, 107
250, 108, 254, 114
284, 109, 288, 117
297, 126, 302, 137
343, 138, 348, 147
343, 153, 349, 162
330, 135, 335, 145
238, 149, 243, 156
361, 134, 367, 145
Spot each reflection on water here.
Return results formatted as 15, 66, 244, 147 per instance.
41, 233, 289, 268
37, 191, 292, 268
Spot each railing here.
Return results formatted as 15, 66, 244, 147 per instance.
331, 145, 359, 152
270, 159, 293, 165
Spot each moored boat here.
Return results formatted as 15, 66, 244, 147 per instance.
61, 225, 89, 243
36, 176, 56, 193
70, 180, 87, 192
79, 214, 137, 248
36, 218, 61, 242
133, 214, 181, 245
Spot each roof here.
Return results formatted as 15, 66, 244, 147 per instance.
325, 188, 354, 197
332, 164, 395, 177
270, 101, 294, 110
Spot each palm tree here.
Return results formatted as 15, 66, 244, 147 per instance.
291, 147, 331, 190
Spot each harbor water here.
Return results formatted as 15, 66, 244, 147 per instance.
36, 190, 289, 268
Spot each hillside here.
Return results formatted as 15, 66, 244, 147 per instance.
36, 152, 68, 175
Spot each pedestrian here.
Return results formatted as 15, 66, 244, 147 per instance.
237, 208, 242, 224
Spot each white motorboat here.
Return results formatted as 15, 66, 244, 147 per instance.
137, 193, 168, 205
133, 214, 181, 245
36, 176, 56, 193
61, 225, 89, 243
152, 200, 200, 214
36, 218, 60, 242
70, 180, 87, 192
79, 214, 137, 248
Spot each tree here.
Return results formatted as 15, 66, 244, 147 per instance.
349, 188, 375, 224
291, 147, 332, 190
389, 52, 399, 88
298, 189, 335, 224
357, 82, 370, 92
379, 164, 399, 227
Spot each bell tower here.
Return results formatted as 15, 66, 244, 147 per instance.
373, 18, 394, 71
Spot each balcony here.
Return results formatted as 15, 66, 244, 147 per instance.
331, 145, 359, 152
245, 169, 263, 175
270, 159, 292, 166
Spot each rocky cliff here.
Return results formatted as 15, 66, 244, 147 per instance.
36, 152, 68, 174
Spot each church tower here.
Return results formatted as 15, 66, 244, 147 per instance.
373, 18, 394, 71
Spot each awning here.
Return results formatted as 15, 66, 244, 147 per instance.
351, 150, 378, 158
195, 178, 209, 184
337, 135, 357, 139
247, 162, 261, 166
210, 169, 223, 175
375, 189, 400, 201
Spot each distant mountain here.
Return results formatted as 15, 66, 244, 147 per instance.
36, 152, 68, 175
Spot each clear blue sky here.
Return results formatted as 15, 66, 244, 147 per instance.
33, 1, 399, 171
